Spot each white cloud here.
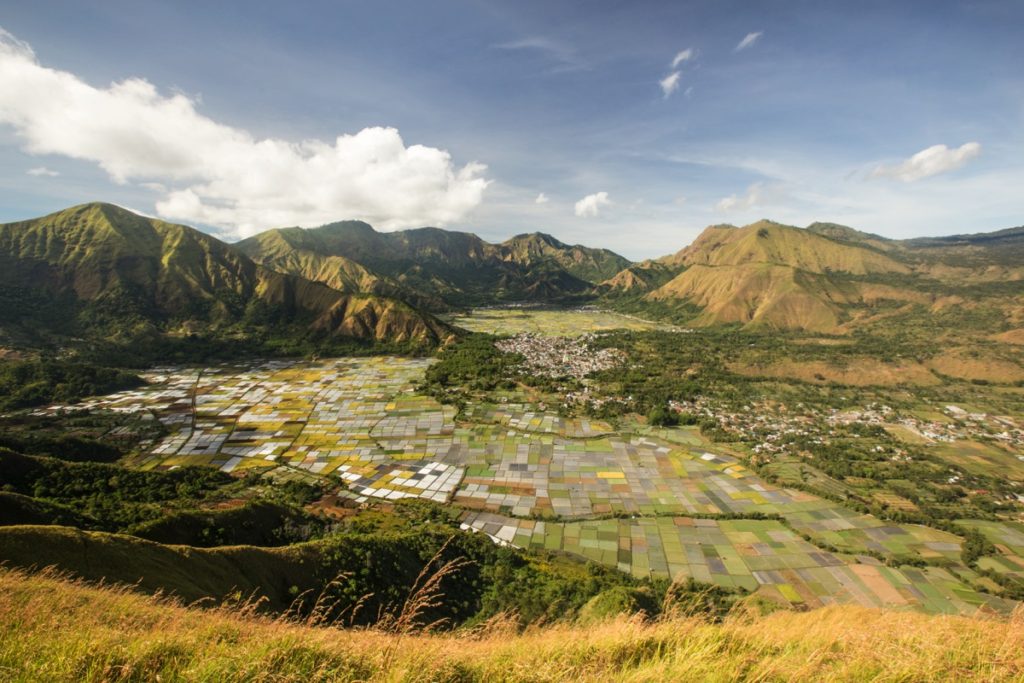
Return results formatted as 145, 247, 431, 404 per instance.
660, 71, 681, 98
534, 192, 549, 204
870, 142, 982, 182
574, 191, 611, 217
26, 166, 58, 177
0, 28, 490, 237
670, 48, 695, 68
715, 182, 768, 212
735, 31, 763, 51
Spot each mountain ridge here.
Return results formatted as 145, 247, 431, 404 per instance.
0, 203, 454, 351
237, 220, 630, 309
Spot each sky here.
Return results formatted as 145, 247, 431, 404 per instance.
0, 0, 1022, 260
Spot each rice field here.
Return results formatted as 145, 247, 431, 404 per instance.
32, 308, 1021, 616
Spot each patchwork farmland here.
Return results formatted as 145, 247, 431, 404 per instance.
33, 309, 1024, 616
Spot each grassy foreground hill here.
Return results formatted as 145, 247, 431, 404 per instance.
1, 565, 1022, 682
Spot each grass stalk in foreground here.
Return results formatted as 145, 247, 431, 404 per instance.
1, 566, 1022, 682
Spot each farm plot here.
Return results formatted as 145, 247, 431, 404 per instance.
460, 511, 1014, 615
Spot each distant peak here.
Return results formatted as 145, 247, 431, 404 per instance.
310, 220, 377, 234
742, 219, 788, 231
507, 232, 567, 248
806, 222, 890, 243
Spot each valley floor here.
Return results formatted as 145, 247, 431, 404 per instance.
15, 307, 1024, 615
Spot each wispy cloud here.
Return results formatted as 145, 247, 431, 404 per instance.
534, 192, 549, 204
26, 166, 58, 177
659, 71, 681, 98
575, 191, 610, 217
0, 27, 491, 237
493, 36, 584, 72
870, 142, 982, 182
659, 46, 695, 99
735, 31, 763, 51
715, 182, 774, 212
671, 47, 695, 68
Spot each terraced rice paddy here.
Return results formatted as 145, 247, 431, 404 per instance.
37, 307, 1019, 615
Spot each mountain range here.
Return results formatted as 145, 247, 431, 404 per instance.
235, 221, 629, 310
0, 203, 1021, 352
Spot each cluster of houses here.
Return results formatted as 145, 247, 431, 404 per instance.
495, 332, 625, 380
660, 394, 1024, 463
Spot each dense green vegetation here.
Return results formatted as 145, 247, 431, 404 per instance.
420, 333, 524, 409
0, 432, 123, 463
128, 500, 330, 548
0, 449, 234, 530
0, 359, 142, 411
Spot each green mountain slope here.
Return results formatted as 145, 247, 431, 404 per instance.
0, 203, 453, 350
238, 222, 630, 308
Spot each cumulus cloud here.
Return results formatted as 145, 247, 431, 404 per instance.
671, 48, 695, 68
574, 191, 610, 217
870, 142, 981, 182
715, 182, 768, 212
534, 192, 550, 204
27, 166, 58, 176
0, 28, 490, 236
735, 31, 763, 51
660, 71, 681, 98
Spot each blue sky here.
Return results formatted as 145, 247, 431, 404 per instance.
0, 0, 1022, 259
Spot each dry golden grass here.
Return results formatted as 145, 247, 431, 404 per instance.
927, 350, 1024, 383
728, 358, 941, 387
2, 566, 1023, 682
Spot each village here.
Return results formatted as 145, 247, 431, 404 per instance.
495, 332, 626, 379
